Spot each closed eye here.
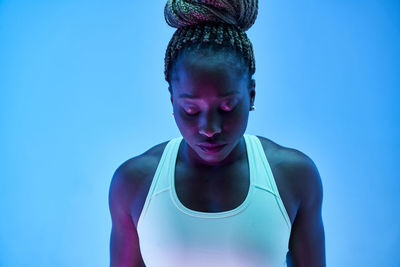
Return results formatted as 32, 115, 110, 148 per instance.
184, 106, 235, 117
184, 111, 198, 117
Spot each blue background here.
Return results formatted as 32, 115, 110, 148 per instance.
1, 0, 399, 266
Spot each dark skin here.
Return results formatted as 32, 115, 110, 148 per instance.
170, 51, 255, 170
109, 51, 326, 266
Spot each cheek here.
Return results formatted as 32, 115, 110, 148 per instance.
174, 114, 197, 133
225, 110, 248, 129
226, 105, 251, 132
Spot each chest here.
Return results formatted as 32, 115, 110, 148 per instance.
174, 152, 297, 225
174, 159, 250, 213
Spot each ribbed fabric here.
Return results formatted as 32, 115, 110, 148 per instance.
137, 134, 292, 267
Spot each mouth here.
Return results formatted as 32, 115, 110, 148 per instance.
198, 144, 226, 154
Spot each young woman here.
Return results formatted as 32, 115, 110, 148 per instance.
109, 1, 326, 266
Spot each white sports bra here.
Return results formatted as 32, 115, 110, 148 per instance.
137, 133, 292, 267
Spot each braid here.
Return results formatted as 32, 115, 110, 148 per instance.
239, 30, 249, 63
164, 0, 258, 86
226, 27, 235, 47
164, 23, 256, 84
191, 25, 203, 42
215, 24, 224, 45
231, 25, 243, 54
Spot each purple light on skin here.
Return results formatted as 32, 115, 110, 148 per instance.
198, 144, 226, 154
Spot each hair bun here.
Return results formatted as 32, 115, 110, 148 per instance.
164, 0, 258, 31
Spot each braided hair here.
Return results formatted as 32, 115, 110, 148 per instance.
164, 0, 258, 94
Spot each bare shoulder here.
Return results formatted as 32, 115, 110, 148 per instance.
256, 135, 313, 163
108, 140, 171, 226
110, 140, 170, 187
255, 135, 323, 209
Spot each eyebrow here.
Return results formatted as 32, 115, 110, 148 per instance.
178, 91, 239, 99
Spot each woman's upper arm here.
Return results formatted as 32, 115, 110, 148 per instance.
108, 163, 145, 267
287, 154, 326, 267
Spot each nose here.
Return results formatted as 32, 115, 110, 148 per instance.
200, 128, 222, 138
199, 115, 222, 137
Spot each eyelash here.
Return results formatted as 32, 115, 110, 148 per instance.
184, 106, 234, 117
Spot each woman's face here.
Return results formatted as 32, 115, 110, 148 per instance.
170, 53, 255, 168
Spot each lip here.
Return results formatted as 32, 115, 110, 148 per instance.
198, 144, 226, 154
198, 142, 226, 148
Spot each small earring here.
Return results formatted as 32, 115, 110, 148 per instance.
250, 105, 256, 111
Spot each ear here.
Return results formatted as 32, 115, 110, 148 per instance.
169, 85, 173, 103
250, 78, 255, 90
249, 79, 256, 102
170, 87, 174, 105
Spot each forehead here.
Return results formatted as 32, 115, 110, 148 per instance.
178, 90, 239, 100
172, 54, 247, 99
